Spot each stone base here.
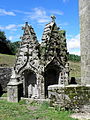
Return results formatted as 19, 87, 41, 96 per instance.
21, 97, 50, 104
7, 81, 23, 102
48, 84, 90, 112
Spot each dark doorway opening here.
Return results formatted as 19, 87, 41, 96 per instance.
44, 68, 59, 98
69, 77, 77, 84
0, 84, 3, 97
22, 70, 36, 98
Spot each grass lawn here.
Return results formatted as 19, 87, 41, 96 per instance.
0, 54, 15, 67
69, 61, 81, 78
0, 99, 78, 120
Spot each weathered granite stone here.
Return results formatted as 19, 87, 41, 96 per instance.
7, 81, 23, 102
7, 17, 69, 102
0, 67, 12, 91
48, 84, 90, 112
79, 0, 90, 85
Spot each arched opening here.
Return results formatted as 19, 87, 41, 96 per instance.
21, 70, 37, 98
44, 65, 59, 98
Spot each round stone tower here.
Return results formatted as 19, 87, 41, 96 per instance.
79, 0, 90, 85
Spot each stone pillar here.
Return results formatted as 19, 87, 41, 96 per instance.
41, 82, 45, 99
58, 72, 62, 84
28, 84, 33, 98
7, 81, 23, 102
79, 0, 90, 85
7, 69, 23, 102
37, 74, 45, 99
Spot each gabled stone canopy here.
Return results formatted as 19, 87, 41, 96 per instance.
7, 17, 69, 102
40, 19, 68, 67
14, 22, 40, 75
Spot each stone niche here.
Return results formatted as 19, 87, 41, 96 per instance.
21, 69, 37, 98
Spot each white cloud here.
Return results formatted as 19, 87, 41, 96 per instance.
37, 19, 49, 23
8, 36, 13, 40
70, 51, 80, 56
28, 8, 50, 24
58, 22, 69, 28
5, 24, 17, 30
27, 8, 64, 24
0, 24, 17, 31
13, 10, 31, 15
67, 34, 80, 49
14, 8, 64, 24
8, 35, 20, 42
0, 26, 4, 30
50, 10, 63, 15
67, 34, 80, 55
0, 24, 23, 31
0, 9, 16, 16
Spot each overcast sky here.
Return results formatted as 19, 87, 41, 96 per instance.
0, 0, 80, 55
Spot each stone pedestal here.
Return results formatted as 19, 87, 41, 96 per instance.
7, 81, 23, 102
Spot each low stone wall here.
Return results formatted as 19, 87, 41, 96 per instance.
48, 84, 90, 112
0, 67, 12, 91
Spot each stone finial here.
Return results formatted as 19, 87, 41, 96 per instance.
51, 15, 56, 22
25, 22, 28, 25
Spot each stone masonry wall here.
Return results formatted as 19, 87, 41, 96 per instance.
0, 67, 12, 91
48, 85, 90, 112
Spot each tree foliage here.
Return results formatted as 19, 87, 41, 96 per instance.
0, 30, 20, 55
8, 41, 20, 55
0, 31, 12, 54
0, 31, 6, 42
68, 54, 81, 62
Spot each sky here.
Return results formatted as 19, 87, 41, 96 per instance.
0, 0, 80, 55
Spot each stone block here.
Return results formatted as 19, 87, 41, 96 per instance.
7, 82, 23, 102
48, 84, 90, 112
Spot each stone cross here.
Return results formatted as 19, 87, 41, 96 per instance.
51, 15, 56, 22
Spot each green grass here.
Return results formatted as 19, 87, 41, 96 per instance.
0, 100, 78, 120
69, 61, 81, 78
0, 53, 15, 67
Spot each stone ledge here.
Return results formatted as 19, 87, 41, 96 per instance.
21, 97, 50, 104
48, 84, 65, 90
7, 81, 22, 86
